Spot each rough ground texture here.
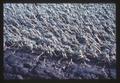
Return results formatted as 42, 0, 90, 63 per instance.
4, 4, 116, 79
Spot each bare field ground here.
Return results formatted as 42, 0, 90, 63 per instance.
4, 4, 116, 79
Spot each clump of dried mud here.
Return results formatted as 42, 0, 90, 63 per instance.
4, 3, 116, 79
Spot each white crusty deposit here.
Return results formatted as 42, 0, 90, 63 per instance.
4, 4, 116, 79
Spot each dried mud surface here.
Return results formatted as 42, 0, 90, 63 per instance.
4, 4, 116, 79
